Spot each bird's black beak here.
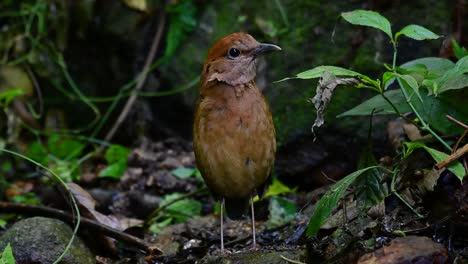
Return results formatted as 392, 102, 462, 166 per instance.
252, 43, 281, 57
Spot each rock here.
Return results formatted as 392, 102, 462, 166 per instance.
201, 249, 306, 264
0, 217, 94, 264
358, 236, 448, 264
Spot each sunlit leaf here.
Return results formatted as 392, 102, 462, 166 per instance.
172, 167, 196, 179
307, 166, 381, 237
0, 243, 15, 264
395, 24, 440, 41
104, 145, 130, 164
263, 177, 297, 199
341, 10, 392, 39
396, 74, 423, 103
277, 66, 361, 82
98, 162, 127, 179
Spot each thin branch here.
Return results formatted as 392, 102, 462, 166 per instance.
103, 11, 167, 145
0, 202, 162, 256
436, 143, 468, 169
446, 114, 468, 130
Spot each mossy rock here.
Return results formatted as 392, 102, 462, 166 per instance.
160, 0, 452, 144
0, 217, 94, 264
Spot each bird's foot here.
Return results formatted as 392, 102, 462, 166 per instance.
249, 242, 261, 251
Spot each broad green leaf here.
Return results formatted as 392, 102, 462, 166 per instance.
26, 141, 49, 165
277, 66, 361, 82
395, 24, 440, 41
148, 217, 173, 234
423, 146, 465, 181
0, 219, 6, 229
161, 193, 202, 223
402, 141, 426, 159
338, 89, 411, 117
47, 135, 84, 160
266, 196, 298, 229
355, 142, 388, 210
452, 39, 468, 60
400, 57, 454, 76
341, 10, 392, 39
263, 177, 297, 199
172, 167, 196, 179
0, 243, 15, 264
104, 145, 130, 163
382, 71, 396, 90
98, 162, 127, 179
396, 74, 423, 103
307, 166, 381, 237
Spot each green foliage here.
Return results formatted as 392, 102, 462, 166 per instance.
0, 243, 15, 264
307, 166, 381, 236
354, 142, 389, 210
10, 192, 40, 205
452, 39, 468, 60
395, 24, 441, 41
149, 192, 202, 234
266, 196, 298, 229
403, 142, 465, 181
341, 10, 393, 39
284, 9, 466, 237
164, 0, 198, 60
262, 177, 297, 199
0, 89, 24, 107
172, 167, 197, 179
98, 145, 130, 179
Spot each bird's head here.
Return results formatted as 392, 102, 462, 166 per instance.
201, 32, 281, 88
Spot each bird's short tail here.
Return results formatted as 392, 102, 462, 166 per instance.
224, 197, 249, 220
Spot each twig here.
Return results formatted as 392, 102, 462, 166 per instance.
0, 202, 162, 255
436, 143, 468, 169
103, 10, 167, 145
145, 187, 208, 225
446, 114, 468, 130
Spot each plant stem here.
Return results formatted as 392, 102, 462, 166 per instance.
390, 41, 452, 152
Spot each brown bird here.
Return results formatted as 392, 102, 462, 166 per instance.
193, 32, 280, 251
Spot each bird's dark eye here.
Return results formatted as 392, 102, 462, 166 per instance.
228, 48, 240, 58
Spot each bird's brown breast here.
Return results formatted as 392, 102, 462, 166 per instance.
193, 81, 276, 199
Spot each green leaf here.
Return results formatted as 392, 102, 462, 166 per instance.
148, 217, 173, 234
0, 219, 6, 229
307, 166, 381, 237
26, 141, 49, 165
104, 145, 130, 164
47, 135, 84, 160
400, 57, 454, 76
354, 142, 388, 210
160, 193, 202, 223
0, 89, 24, 107
395, 24, 440, 41
341, 10, 392, 40
263, 177, 297, 199
164, 1, 197, 59
11, 192, 40, 205
403, 142, 465, 181
172, 167, 196, 179
98, 161, 127, 179
338, 89, 411, 117
423, 146, 466, 181
402, 141, 426, 159
266, 196, 298, 229
278, 66, 362, 82
396, 74, 423, 103
0, 243, 15, 264
452, 39, 468, 60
